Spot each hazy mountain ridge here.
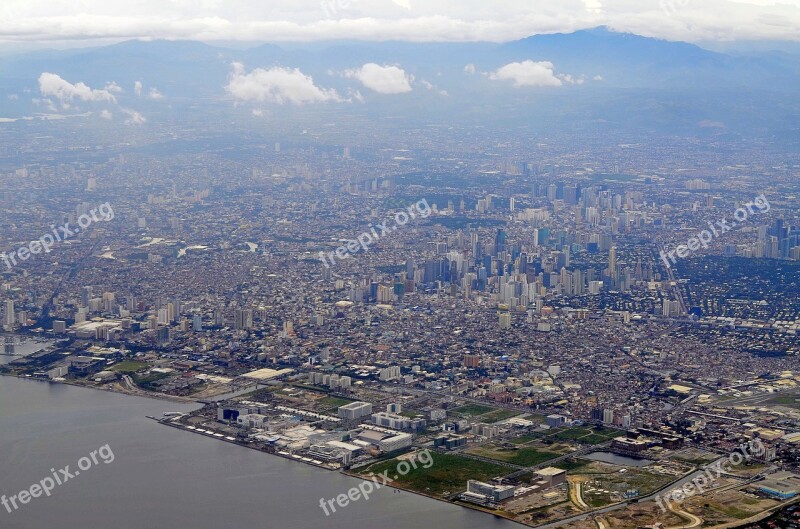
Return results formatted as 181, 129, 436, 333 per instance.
0, 27, 798, 135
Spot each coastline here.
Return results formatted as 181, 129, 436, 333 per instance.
3, 372, 796, 529
0, 371, 197, 404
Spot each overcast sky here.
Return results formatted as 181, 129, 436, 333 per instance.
1, 0, 799, 47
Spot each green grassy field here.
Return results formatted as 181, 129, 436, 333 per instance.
510, 434, 540, 445
767, 393, 800, 409
549, 428, 592, 441
545, 426, 621, 445
467, 444, 560, 467
132, 371, 171, 388
358, 452, 509, 496
109, 361, 149, 373
453, 404, 494, 416
552, 458, 590, 472
481, 409, 522, 423
318, 396, 356, 409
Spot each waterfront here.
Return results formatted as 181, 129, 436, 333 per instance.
0, 376, 517, 529
0, 335, 54, 365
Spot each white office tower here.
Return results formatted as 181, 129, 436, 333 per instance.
379, 366, 401, 381
499, 311, 512, 330
73, 307, 89, 324
3, 300, 15, 329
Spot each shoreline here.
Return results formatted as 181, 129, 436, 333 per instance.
155, 412, 531, 527
0, 371, 197, 404
3, 372, 796, 529
154, 416, 342, 472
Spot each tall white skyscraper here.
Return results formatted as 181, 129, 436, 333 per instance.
4, 300, 15, 328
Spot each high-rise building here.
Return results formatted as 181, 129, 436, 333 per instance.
234, 309, 253, 330
3, 300, 15, 329
81, 286, 93, 307
464, 353, 480, 368
609, 246, 617, 272
379, 366, 401, 381
495, 229, 507, 254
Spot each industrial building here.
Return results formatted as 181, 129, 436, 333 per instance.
612, 436, 649, 454
756, 471, 800, 500
534, 467, 567, 488
338, 401, 373, 420
433, 434, 468, 450
546, 414, 567, 428
371, 411, 426, 431
461, 480, 516, 505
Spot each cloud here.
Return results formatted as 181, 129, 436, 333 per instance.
489, 60, 564, 87
120, 107, 146, 124
1, 2, 800, 44
582, 0, 604, 13
38, 73, 117, 106
420, 79, 448, 96
593, 75, 604, 81
344, 63, 413, 94
148, 87, 164, 100
557, 73, 586, 85
36, 72, 148, 123
464, 63, 477, 75
134, 80, 143, 96
226, 62, 343, 105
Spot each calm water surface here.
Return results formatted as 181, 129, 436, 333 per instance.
0, 376, 520, 529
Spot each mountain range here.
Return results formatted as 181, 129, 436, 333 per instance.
1, 27, 798, 135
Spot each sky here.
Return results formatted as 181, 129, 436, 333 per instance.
0, 0, 799, 48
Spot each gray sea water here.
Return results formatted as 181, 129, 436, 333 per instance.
0, 376, 519, 529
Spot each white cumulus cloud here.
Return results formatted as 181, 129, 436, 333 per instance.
344, 63, 413, 94
226, 62, 343, 105
420, 80, 448, 96
489, 60, 565, 87
134, 80, 143, 96
99, 109, 113, 119
1, 1, 800, 44
120, 107, 146, 124
38, 73, 117, 105
148, 87, 164, 100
